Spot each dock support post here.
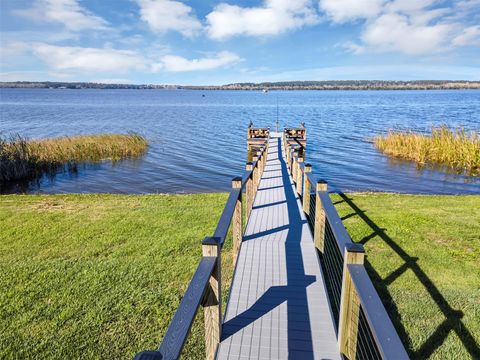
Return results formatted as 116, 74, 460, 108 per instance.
232, 177, 242, 266
314, 180, 328, 252
291, 150, 298, 180
257, 149, 263, 178
246, 162, 253, 219
291, 149, 297, 176
252, 155, 259, 194
201, 237, 222, 360
338, 243, 365, 360
302, 164, 312, 214
296, 156, 304, 195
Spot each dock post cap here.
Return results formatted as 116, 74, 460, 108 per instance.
316, 179, 328, 184
305, 163, 312, 167
345, 242, 365, 253
202, 236, 222, 246
232, 176, 242, 182
133, 351, 163, 360
246, 161, 253, 165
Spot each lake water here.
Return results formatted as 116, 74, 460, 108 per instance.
0, 88, 479, 194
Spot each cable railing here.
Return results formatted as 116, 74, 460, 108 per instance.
284, 126, 409, 360
133, 131, 269, 360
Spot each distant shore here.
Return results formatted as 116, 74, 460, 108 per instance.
1, 80, 480, 90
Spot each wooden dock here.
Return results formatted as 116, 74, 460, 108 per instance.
217, 134, 339, 359
134, 124, 409, 360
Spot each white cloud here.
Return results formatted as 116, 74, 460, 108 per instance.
319, 0, 385, 23
255, 64, 480, 81
136, 0, 202, 37
14, 0, 108, 31
93, 78, 134, 84
361, 13, 453, 55
206, 0, 319, 40
341, 41, 366, 54
153, 51, 241, 72
0, 71, 50, 82
26, 43, 240, 74
453, 25, 480, 46
31, 43, 146, 73
331, 0, 480, 55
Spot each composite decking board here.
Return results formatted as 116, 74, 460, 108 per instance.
217, 134, 340, 360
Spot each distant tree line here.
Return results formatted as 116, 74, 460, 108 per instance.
1, 80, 479, 90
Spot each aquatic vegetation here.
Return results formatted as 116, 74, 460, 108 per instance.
374, 126, 480, 175
0, 134, 148, 185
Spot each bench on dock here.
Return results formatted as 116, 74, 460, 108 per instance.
134, 126, 408, 360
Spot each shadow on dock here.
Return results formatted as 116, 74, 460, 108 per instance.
221, 138, 318, 358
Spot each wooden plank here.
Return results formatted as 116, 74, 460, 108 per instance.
302, 164, 312, 215
338, 243, 364, 360
348, 264, 409, 359
296, 157, 304, 195
314, 182, 328, 252
156, 256, 217, 360
232, 177, 242, 266
202, 238, 222, 360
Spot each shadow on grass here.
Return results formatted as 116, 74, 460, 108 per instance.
337, 192, 480, 359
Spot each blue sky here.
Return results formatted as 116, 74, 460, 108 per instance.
1, 0, 479, 84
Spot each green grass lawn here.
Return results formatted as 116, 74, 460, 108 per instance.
0, 193, 479, 359
332, 193, 480, 360
0, 194, 231, 359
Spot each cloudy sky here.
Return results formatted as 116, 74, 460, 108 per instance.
1, 0, 479, 84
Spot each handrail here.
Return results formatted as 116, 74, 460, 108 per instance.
134, 137, 268, 360
283, 126, 408, 360
317, 191, 352, 252
157, 256, 217, 359
348, 264, 409, 359
213, 188, 242, 247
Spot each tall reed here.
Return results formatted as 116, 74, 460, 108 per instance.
0, 134, 148, 186
374, 126, 480, 175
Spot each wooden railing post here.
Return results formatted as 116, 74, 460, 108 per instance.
256, 149, 263, 177
253, 155, 259, 192
201, 237, 222, 360
263, 142, 268, 172
285, 143, 289, 167
314, 180, 328, 252
296, 156, 304, 195
338, 243, 365, 360
291, 149, 297, 176
302, 164, 312, 214
291, 150, 298, 180
232, 177, 242, 266
246, 162, 253, 218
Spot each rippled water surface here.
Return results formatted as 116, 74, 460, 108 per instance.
1, 88, 479, 194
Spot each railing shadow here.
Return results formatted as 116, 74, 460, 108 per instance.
221, 137, 317, 358
337, 192, 480, 359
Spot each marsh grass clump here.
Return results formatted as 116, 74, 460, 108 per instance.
374, 126, 480, 176
0, 134, 148, 186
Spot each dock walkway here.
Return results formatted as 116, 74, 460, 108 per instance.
217, 134, 340, 359
134, 125, 409, 360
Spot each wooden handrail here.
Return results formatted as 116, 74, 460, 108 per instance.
133, 138, 268, 360
348, 264, 409, 359
134, 256, 217, 360
212, 188, 242, 247
283, 126, 408, 360
317, 191, 353, 253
